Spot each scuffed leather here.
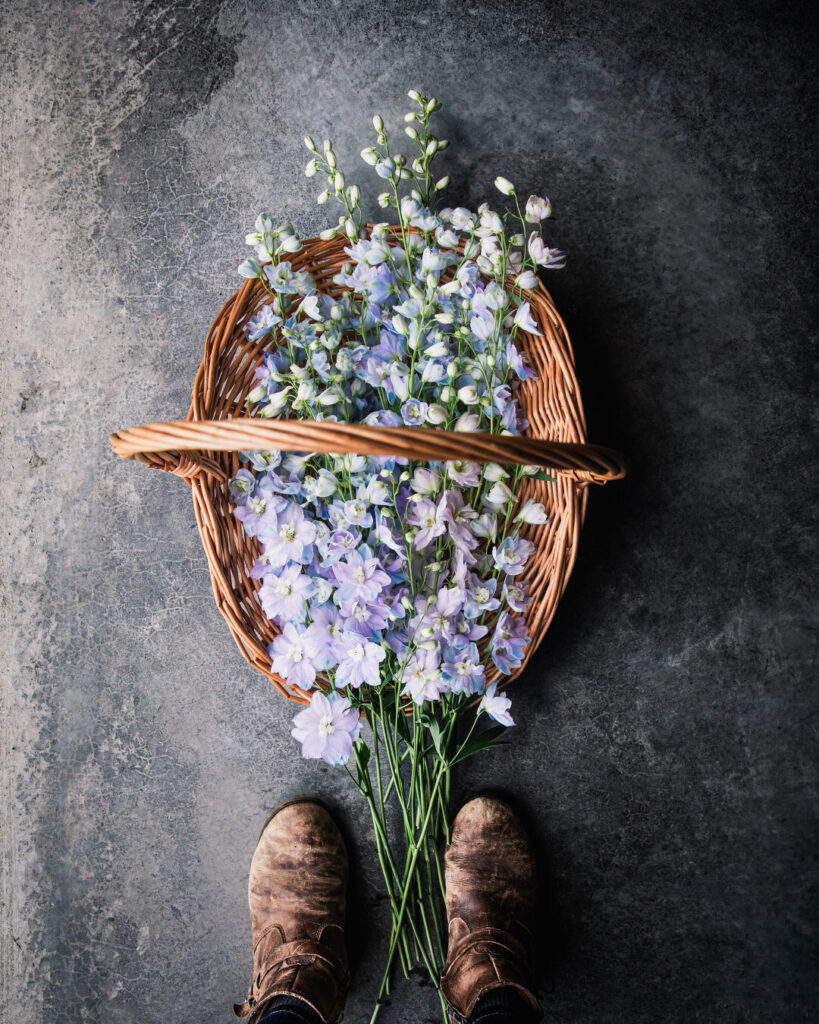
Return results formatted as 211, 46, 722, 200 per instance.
234, 799, 350, 1024
440, 797, 541, 1021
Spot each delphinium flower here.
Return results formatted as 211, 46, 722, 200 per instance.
480, 682, 515, 727
291, 690, 363, 765
229, 88, 566, 1012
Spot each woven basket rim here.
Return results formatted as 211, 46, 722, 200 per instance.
110, 231, 625, 703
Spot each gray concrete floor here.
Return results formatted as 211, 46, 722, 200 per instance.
1, 2, 816, 1021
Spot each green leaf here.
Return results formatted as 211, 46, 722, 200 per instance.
354, 741, 371, 771
450, 725, 509, 765
428, 718, 443, 756
532, 470, 556, 483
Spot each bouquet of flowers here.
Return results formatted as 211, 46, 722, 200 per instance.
228, 89, 567, 1019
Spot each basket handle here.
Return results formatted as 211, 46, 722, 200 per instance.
110, 418, 626, 485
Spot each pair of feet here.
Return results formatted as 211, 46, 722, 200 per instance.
233, 795, 541, 1024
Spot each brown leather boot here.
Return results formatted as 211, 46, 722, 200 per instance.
233, 798, 350, 1024
441, 796, 541, 1023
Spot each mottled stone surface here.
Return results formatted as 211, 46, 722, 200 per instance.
1, 2, 816, 1021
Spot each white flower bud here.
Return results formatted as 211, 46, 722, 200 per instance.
425, 139, 437, 156
515, 269, 538, 290
322, 138, 332, 153
333, 171, 345, 191
305, 159, 318, 177
525, 194, 552, 222
454, 413, 480, 432
426, 403, 448, 424
516, 499, 549, 525
319, 228, 336, 240
435, 175, 450, 190
317, 189, 330, 205
435, 311, 454, 325
405, 126, 419, 140
391, 314, 408, 335
304, 135, 316, 151
377, 192, 391, 208
494, 176, 516, 196
458, 384, 479, 404
373, 114, 384, 132
360, 148, 379, 166
437, 138, 449, 150
347, 185, 360, 204
408, 89, 421, 102
483, 463, 509, 482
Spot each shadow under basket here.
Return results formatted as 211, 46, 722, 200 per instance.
110, 232, 626, 704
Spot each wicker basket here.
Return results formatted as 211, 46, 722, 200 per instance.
110, 233, 626, 703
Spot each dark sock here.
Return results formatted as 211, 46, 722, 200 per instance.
255, 993, 325, 1024
466, 985, 540, 1024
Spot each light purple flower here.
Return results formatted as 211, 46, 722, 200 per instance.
480, 683, 515, 727
246, 305, 282, 341
268, 621, 332, 690
442, 642, 486, 696
265, 504, 317, 567
406, 496, 446, 550
506, 341, 536, 382
463, 574, 501, 619
401, 398, 429, 426
322, 529, 361, 566
490, 612, 529, 674
229, 469, 257, 505
502, 578, 532, 614
401, 652, 448, 705
341, 499, 373, 529
334, 633, 386, 688
492, 535, 535, 577
441, 489, 479, 554
291, 691, 362, 766
332, 549, 390, 605
233, 481, 287, 539
340, 596, 392, 635
259, 565, 315, 624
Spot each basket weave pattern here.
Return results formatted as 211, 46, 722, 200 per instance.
111, 233, 626, 703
